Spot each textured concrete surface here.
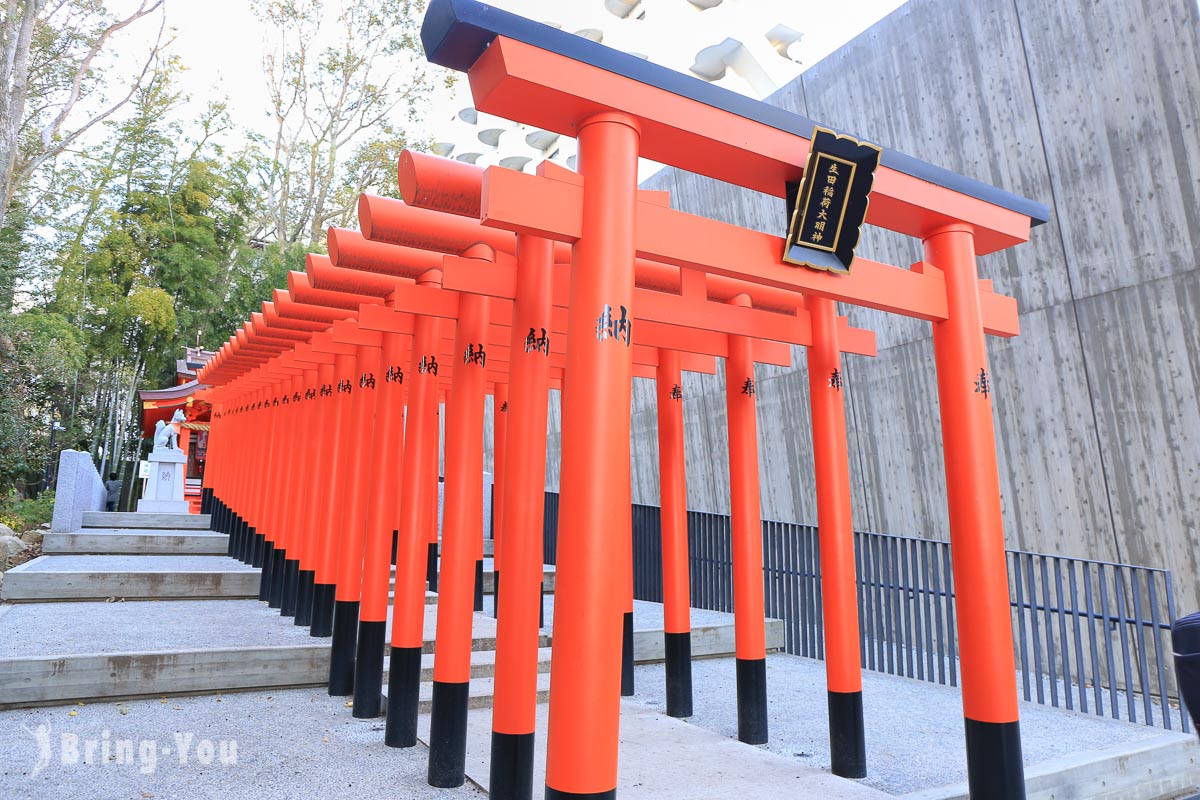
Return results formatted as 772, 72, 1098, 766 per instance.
50, 451, 106, 533
495, 0, 1200, 622
82, 512, 210, 530
903, 731, 1200, 800
14, 555, 251, 573
0, 600, 316, 658
1, 555, 260, 601
420, 701, 892, 799
0, 688, 486, 800
627, 652, 1195, 797
42, 532, 229, 555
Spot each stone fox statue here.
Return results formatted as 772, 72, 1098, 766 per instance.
153, 409, 186, 449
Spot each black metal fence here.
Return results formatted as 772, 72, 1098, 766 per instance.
541, 492, 1188, 732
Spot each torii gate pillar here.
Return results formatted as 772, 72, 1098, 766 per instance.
927, 223, 1024, 797
544, 112, 640, 800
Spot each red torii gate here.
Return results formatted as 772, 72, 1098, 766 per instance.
420, 1, 1046, 799
365, 157, 885, 790
326, 212, 811, 769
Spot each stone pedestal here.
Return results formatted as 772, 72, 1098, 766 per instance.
137, 447, 189, 514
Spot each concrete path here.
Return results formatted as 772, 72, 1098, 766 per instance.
0, 687, 486, 800
416, 700, 891, 799
627, 653, 1200, 800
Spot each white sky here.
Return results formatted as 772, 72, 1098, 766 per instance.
106, 0, 908, 145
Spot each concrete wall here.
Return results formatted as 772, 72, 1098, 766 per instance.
50, 450, 107, 533
478, 0, 1200, 612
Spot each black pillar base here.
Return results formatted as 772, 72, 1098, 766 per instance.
474, 559, 484, 612
664, 631, 693, 718
328, 599, 359, 696
828, 690, 867, 778
251, 528, 266, 569
267, 548, 286, 609
493, 569, 501, 619
229, 514, 240, 558
545, 787, 616, 799
280, 558, 300, 617
221, 507, 234, 555
384, 646, 424, 748
736, 657, 768, 744
234, 517, 248, 562
427, 681, 470, 788
309, 583, 336, 637
294, 569, 315, 627
539, 582, 545, 629
621, 610, 635, 696
255, 532, 270, 568
200, 488, 212, 515
391, 529, 398, 566
258, 541, 275, 602
352, 620, 387, 718
489, 730, 534, 800
964, 718, 1026, 800
426, 542, 439, 592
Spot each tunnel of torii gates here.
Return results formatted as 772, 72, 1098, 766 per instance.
193, 1, 1048, 798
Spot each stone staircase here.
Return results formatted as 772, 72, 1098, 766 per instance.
0, 511, 783, 711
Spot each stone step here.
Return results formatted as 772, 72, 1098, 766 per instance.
392, 560, 556, 594
81, 511, 211, 529
0, 602, 513, 707
0, 551, 523, 604
44, 531, 230, 555
390, 671, 554, 714
394, 616, 787, 714
405, 646, 555, 682
0, 555, 259, 602
0, 594, 769, 707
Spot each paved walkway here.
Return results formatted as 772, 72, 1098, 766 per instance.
627, 653, 1199, 798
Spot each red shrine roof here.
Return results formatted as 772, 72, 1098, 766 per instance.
138, 348, 215, 438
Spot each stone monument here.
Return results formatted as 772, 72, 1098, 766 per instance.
137, 409, 189, 513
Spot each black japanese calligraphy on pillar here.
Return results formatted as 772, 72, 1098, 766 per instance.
463, 343, 487, 367
272, 397, 280, 407
670, 384, 683, 401
337, 379, 353, 395
292, 391, 302, 402
305, 388, 316, 400
783, 125, 882, 274
524, 326, 550, 355
418, 356, 439, 376
320, 384, 333, 397
359, 372, 376, 389
829, 369, 843, 391
500, 401, 508, 412
595, 304, 632, 346
385, 365, 404, 384
974, 368, 991, 399
741, 378, 756, 396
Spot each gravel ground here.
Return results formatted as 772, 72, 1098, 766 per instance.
0, 600, 320, 659
0, 688, 485, 800
18, 555, 257, 573
626, 652, 1169, 796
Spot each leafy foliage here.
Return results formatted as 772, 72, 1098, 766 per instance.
0, 0, 441, 498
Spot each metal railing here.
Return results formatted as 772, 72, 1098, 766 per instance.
541, 492, 1189, 732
